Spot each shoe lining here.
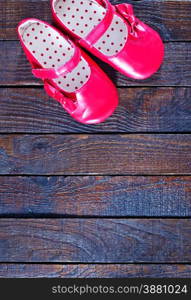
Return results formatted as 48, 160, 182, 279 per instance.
54, 0, 128, 56
19, 20, 91, 93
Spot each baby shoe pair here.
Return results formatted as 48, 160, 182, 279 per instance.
18, 0, 164, 124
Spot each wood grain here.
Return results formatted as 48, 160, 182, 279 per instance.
1, 264, 191, 278
1, 0, 191, 41
1, 41, 191, 86
1, 87, 191, 133
0, 219, 190, 262
0, 176, 191, 216
1, 0, 191, 276
1, 134, 191, 175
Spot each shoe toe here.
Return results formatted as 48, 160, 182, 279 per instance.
110, 23, 164, 80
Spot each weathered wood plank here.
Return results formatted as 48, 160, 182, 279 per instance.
1, 42, 191, 87
1, 264, 191, 278
0, 176, 191, 216
1, 0, 191, 41
0, 219, 190, 262
1, 87, 191, 133
1, 41, 191, 86
0, 134, 191, 175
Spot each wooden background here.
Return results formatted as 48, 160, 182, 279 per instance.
0, 0, 191, 278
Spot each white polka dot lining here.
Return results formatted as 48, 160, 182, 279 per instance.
18, 20, 91, 93
53, 0, 128, 56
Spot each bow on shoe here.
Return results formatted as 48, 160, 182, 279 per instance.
115, 3, 139, 37
44, 82, 76, 113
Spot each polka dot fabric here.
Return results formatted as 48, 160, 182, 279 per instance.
19, 20, 91, 93
54, 0, 128, 56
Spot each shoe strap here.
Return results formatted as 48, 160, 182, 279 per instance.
78, 0, 115, 48
32, 45, 81, 79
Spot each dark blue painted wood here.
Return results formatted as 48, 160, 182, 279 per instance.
0, 176, 191, 216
